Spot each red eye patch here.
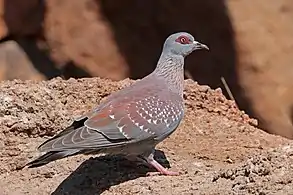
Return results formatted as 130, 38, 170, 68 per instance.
175, 35, 191, 45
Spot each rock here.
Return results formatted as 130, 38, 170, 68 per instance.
43, 0, 129, 80
227, 0, 293, 138
0, 41, 45, 80
0, 0, 44, 37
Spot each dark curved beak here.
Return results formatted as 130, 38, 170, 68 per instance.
193, 41, 209, 50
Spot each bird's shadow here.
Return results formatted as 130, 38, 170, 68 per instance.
52, 150, 170, 195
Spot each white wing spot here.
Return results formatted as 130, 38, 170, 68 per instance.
118, 125, 130, 138
137, 111, 144, 118
145, 128, 155, 135
109, 114, 115, 119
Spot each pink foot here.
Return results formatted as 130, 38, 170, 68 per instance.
146, 156, 180, 176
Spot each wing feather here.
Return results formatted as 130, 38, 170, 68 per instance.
38, 78, 183, 153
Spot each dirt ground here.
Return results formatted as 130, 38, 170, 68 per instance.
0, 78, 292, 195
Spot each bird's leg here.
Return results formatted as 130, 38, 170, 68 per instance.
124, 155, 152, 168
145, 151, 179, 176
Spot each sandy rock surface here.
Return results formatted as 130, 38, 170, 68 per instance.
0, 78, 292, 194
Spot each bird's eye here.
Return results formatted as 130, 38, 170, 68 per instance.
180, 37, 187, 43
176, 36, 190, 45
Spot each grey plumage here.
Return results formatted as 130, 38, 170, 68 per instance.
26, 32, 209, 175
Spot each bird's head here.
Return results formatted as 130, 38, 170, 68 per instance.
163, 32, 209, 57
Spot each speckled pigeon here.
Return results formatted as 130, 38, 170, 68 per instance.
26, 32, 209, 176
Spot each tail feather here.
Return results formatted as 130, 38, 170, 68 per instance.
25, 112, 131, 168
37, 117, 88, 150
26, 149, 80, 168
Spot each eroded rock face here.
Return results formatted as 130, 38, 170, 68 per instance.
1, 0, 44, 37
227, 0, 293, 138
0, 41, 45, 80
43, 0, 129, 81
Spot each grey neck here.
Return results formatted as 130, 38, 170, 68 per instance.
153, 53, 185, 97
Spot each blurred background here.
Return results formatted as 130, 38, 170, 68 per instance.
0, 0, 293, 139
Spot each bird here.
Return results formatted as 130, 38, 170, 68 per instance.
25, 32, 209, 176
